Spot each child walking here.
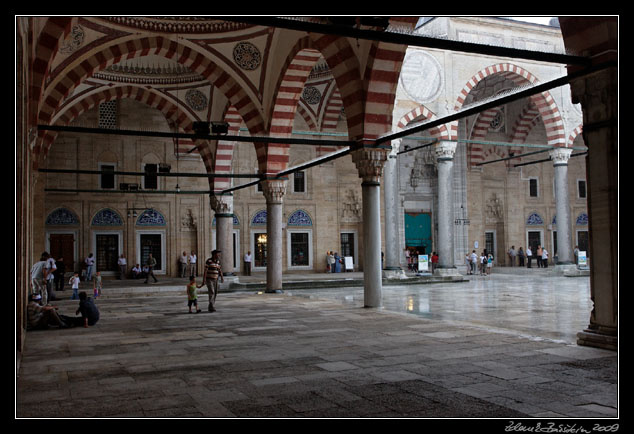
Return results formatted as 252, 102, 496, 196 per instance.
187, 276, 201, 313
93, 271, 102, 298
69, 272, 80, 300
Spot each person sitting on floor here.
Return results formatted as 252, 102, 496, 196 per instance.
26, 293, 68, 330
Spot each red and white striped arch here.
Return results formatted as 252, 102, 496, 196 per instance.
468, 108, 503, 164
211, 105, 243, 192
362, 42, 408, 143
452, 63, 566, 148
396, 104, 451, 141
309, 33, 365, 142
264, 39, 323, 174
567, 124, 584, 147
315, 88, 345, 157
35, 35, 265, 168
362, 17, 419, 141
42, 85, 216, 177
30, 17, 73, 127
296, 103, 318, 132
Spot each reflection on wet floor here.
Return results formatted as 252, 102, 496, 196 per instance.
285, 273, 592, 345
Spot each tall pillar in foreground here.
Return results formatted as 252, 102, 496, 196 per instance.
383, 140, 406, 278
352, 146, 389, 308
210, 194, 234, 276
550, 148, 574, 268
262, 179, 286, 293
570, 67, 618, 351
560, 16, 617, 351
434, 141, 458, 275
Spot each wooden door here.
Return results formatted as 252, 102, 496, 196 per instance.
49, 233, 75, 271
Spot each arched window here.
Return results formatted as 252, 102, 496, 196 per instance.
91, 208, 123, 226
526, 212, 544, 226
251, 210, 267, 226
136, 209, 166, 226
46, 207, 79, 226
576, 213, 589, 225
287, 209, 313, 226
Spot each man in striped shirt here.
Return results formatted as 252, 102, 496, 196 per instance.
203, 250, 224, 312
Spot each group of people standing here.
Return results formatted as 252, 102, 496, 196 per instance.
507, 245, 549, 268
466, 251, 494, 275
178, 251, 198, 278
325, 251, 343, 273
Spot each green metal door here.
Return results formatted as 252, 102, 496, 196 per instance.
405, 212, 432, 254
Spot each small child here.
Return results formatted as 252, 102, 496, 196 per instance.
187, 276, 201, 313
69, 272, 80, 300
93, 271, 102, 298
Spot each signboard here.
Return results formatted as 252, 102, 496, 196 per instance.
344, 256, 354, 271
578, 251, 588, 269
418, 255, 429, 273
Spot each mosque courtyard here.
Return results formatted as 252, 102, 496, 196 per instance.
16, 270, 617, 420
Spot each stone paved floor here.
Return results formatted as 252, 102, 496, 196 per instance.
16, 272, 617, 419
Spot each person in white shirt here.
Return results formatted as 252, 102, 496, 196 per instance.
31, 253, 49, 302
526, 247, 533, 268
85, 253, 95, 281
469, 250, 478, 275
132, 264, 141, 279
179, 251, 188, 278
68, 272, 81, 300
45, 255, 57, 301
118, 254, 127, 279
188, 251, 197, 277
243, 251, 252, 276
541, 248, 549, 268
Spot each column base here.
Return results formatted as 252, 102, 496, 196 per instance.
554, 263, 590, 277
265, 289, 284, 294
218, 275, 239, 290
433, 267, 461, 277
382, 267, 407, 280
577, 328, 617, 351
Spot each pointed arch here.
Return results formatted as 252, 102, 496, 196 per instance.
34, 35, 265, 168
453, 63, 566, 147
396, 104, 451, 141
567, 124, 584, 147
40, 85, 216, 175
30, 17, 74, 127
263, 37, 323, 174
211, 105, 243, 192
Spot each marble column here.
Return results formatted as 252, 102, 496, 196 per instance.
550, 148, 574, 267
352, 147, 389, 308
262, 179, 286, 293
383, 139, 406, 278
210, 194, 234, 276
569, 66, 618, 351
434, 141, 458, 275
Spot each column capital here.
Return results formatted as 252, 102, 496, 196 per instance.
550, 147, 573, 166
434, 141, 457, 161
351, 147, 389, 183
210, 194, 233, 214
261, 179, 287, 204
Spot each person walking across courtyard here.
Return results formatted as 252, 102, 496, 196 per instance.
187, 276, 202, 314
202, 250, 224, 312
144, 254, 158, 283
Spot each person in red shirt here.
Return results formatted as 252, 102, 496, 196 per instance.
431, 252, 439, 273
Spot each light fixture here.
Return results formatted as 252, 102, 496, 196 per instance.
210, 122, 229, 135
192, 121, 230, 136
